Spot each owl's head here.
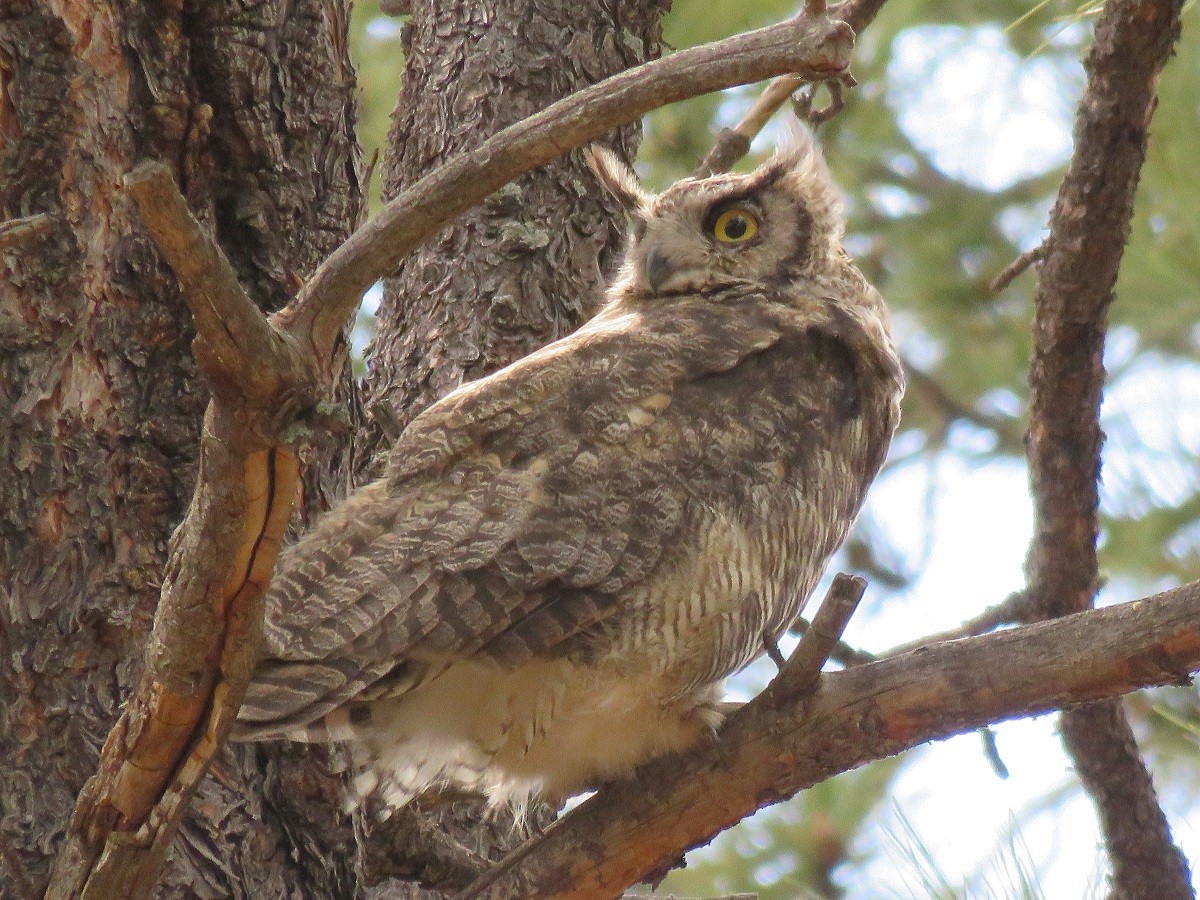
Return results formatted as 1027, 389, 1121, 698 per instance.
587, 131, 845, 299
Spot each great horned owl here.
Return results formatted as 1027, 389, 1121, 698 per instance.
234, 135, 904, 817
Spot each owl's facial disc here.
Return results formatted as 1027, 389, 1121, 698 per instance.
633, 192, 769, 296
645, 249, 674, 293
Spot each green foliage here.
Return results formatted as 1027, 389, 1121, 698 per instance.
350, 0, 406, 211
656, 756, 908, 899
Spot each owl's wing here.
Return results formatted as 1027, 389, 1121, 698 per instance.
236, 294, 883, 738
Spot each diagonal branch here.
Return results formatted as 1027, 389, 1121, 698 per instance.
47, 166, 314, 900
694, 74, 809, 177
768, 573, 866, 699
276, 11, 855, 375
123, 164, 300, 400
1022, 0, 1190, 897
457, 579, 1200, 900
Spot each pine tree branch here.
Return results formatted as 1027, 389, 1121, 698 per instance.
47, 165, 313, 900
692, 0, 889, 178
1022, 0, 1190, 897
124, 163, 303, 399
457, 579, 1200, 900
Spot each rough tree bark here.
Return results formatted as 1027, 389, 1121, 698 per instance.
0, 0, 362, 894
16, 4, 857, 895
353, 2, 668, 894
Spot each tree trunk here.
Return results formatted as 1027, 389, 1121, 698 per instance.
353, 1, 668, 894
360, 0, 668, 458
0, 0, 361, 894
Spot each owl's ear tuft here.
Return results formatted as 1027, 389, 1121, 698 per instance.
745, 121, 819, 189
747, 119, 844, 237
585, 145, 650, 219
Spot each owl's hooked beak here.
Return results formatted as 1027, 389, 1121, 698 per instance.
645, 249, 674, 294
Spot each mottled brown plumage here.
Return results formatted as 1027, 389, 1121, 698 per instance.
235, 135, 904, 816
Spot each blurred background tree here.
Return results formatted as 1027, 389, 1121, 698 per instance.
343, 1, 1199, 896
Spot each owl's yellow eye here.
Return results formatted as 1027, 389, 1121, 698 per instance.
711, 208, 760, 243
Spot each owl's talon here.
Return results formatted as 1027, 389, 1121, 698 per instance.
707, 721, 733, 768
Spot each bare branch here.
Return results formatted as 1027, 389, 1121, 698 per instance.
883, 589, 1031, 657
458, 580, 1200, 900
793, 589, 1032, 669
792, 618, 875, 667
277, 10, 856, 372
692, 2, 876, 180
903, 363, 1022, 445
768, 573, 867, 699
47, 171, 313, 900
989, 242, 1047, 294
695, 75, 806, 177
1022, 0, 1190, 896
124, 163, 299, 400
792, 73, 854, 126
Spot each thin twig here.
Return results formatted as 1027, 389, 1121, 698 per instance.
695, 75, 806, 177
980, 727, 1009, 779
903, 363, 1021, 444
989, 242, 1047, 293
882, 590, 1030, 658
768, 574, 867, 699
794, 589, 1031, 666
792, 72, 854, 126
694, 68, 855, 179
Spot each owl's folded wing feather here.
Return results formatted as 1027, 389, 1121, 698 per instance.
235, 295, 879, 738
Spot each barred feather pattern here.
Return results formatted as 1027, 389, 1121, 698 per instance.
234, 139, 904, 817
